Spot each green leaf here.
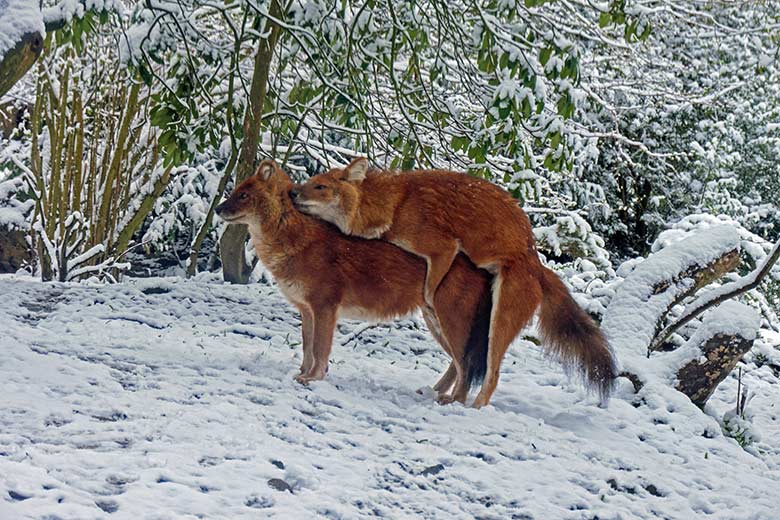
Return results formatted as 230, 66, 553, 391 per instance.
452, 136, 470, 152
150, 108, 171, 127
599, 12, 611, 28
639, 23, 652, 41
539, 47, 552, 66
557, 95, 574, 118
521, 98, 531, 119
543, 154, 555, 170
138, 64, 153, 86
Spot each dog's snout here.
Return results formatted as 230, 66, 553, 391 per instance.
215, 202, 226, 215
290, 188, 300, 200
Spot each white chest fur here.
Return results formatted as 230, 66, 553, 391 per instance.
275, 278, 307, 306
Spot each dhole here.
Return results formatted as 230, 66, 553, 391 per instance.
291, 158, 616, 407
215, 160, 493, 404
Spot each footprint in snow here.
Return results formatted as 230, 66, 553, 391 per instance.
96, 499, 119, 513
8, 490, 31, 501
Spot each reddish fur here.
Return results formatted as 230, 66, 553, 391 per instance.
215, 160, 492, 402
293, 159, 616, 407
538, 268, 616, 401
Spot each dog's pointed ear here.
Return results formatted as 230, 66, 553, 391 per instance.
256, 159, 278, 180
343, 157, 368, 182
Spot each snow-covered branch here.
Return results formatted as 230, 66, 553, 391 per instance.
649, 236, 780, 353
0, 0, 44, 97
602, 225, 765, 407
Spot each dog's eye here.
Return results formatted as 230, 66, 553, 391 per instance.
315, 185, 327, 190
238, 192, 248, 200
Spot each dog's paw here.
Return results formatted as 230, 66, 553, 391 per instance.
435, 393, 456, 405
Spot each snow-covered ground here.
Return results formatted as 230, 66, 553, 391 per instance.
1, 274, 778, 519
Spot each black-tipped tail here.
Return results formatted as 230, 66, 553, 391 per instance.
462, 281, 493, 391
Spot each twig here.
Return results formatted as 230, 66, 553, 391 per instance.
736, 367, 743, 417
115, 237, 155, 261
340, 324, 388, 347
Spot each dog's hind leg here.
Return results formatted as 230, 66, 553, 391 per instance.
471, 263, 541, 408
297, 305, 315, 376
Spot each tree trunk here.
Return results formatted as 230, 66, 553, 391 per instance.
219, 1, 283, 284
604, 226, 776, 409
0, 31, 44, 98
0, 227, 31, 273
219, 225, 255, 283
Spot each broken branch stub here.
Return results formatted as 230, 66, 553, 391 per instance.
650, 237, 780, 353
650, 248, 741, 351
0, 31, 44, 98
676, 332, 755, 408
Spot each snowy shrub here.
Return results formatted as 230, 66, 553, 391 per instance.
9, 12, 175, 281
122, 0, 648, 192
3, 0, 778, 285
134, 154, 227, 274
578, 3, 779, 257
723, 412, 760, 450
535, 209, 617, 320
532, 209, 611, 266
0, 139, 34, 231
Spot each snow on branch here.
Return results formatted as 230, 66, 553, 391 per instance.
1, 0, 118, 97
602, 225, 741, 365
649, 237, 780, 353
42, 0, 120, 32
600, 224, 767, 407
0, 0, 44, 61
0, 0, 44, 97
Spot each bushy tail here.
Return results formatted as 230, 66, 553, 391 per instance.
538, 267, 617, 401
462, 280, 493, 391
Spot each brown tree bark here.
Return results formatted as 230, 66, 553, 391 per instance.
0, 227, 31, 273
649, 249, 740, 350
219, 0, 283, 284
676, 332, 755, 407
